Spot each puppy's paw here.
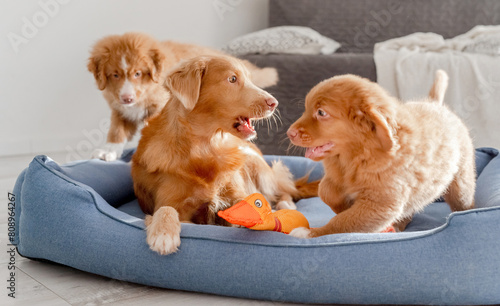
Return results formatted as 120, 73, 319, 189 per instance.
289, 227, 312, 239
91, 142, 125, 161
146, 206, 181, 255
92, 148, 118, 162
276, 200, 297, 210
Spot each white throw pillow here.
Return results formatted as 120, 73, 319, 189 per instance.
222, 26, 341, 56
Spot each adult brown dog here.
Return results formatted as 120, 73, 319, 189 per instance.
88, 32, 278, 161
131, 55, 315, 255
287, 70, 475, 238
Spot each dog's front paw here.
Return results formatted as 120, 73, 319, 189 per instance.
289, 227, 312, 239
276, 200, 297, 210
146, 206, 181, 255
92, 148, 118, 161
147, 229, 181, 255
91, 142, 125, 161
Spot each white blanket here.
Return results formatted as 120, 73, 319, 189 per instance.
374, 26, 500, 149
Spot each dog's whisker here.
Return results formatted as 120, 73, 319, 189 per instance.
269, 115, 275, 130
272, 114, 279, 129
274, 110, 283, 126
279, 135, 299, 156
286, 142, 299, 155
283, 137, 306, 157
272, 117, 278, 131
278, 135, 290, 145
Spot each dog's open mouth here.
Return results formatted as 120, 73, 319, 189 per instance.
305, 143, 334, 160
233, 116, 256, 139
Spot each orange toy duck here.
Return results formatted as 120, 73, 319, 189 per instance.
218, 193, 309, 234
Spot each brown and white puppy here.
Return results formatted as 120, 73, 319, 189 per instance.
88, 32, 279, 161
287, 70, 476, 238
131, 55, 314, 255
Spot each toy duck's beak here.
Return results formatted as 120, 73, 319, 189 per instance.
217, 200, 263, 228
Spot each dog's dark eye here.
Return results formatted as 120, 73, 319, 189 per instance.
317, 108, 327, 117
134, 71, 141, 78
113, 74, 119, 79
228, 75, 237, 83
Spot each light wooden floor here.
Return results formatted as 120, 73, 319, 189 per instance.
0, 152, 305, 306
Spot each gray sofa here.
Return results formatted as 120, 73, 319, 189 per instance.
243, 0, 500, 156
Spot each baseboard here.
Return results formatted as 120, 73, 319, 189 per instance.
0, 136, 139, 163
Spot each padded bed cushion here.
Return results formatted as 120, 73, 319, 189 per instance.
12, 148, 500, 305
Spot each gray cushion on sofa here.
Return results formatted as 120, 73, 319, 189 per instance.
242, 53, 375, 155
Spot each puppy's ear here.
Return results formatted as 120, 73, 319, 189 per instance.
87, 56, 107, 90
165, 58, 207, 111
148, 48, 165, 83
363, 102, 399, 152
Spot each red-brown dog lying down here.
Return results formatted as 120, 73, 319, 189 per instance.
287, 70, 476, 238
88, 32, 279, 161
131, 55, 316, 255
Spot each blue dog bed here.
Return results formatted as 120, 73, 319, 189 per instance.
12, 148, 500, 305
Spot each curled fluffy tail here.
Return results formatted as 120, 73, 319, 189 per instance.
241, 59, 279, 88
271, 161, 319, 202
428, 70, 449, 105
292, 175, 320, 201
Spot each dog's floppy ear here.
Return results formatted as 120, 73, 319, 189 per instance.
362, 101, 399, 152
368, 107, 396, 151
87, 56, 107, 90
148, 48, 165, 83
165, 57, 208, 111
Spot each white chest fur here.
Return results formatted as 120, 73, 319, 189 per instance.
120, 105, 147, 122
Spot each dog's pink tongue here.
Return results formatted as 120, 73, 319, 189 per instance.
305, 143, 334, 160
237, 117, 255, 138
305, 147, 319, 159
238, 124, 254, 135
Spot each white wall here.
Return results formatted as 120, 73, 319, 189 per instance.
0, 0, 269, 161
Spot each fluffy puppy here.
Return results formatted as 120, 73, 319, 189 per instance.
287, 70, 476, 238
88, 32, 279, 161
131, 55, 314, 255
